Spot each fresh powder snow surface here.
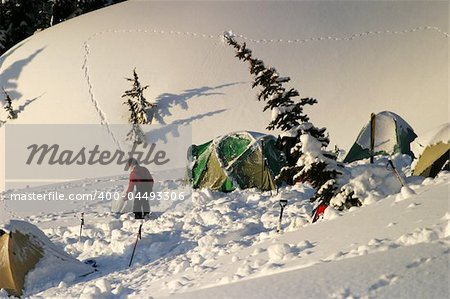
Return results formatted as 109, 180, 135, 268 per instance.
0, 157, 448, 298
0, 1, 449, 298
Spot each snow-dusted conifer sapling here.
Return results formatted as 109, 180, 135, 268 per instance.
2, 87, 17, 120
122, 68, 156, 144
225, 35, 358, 208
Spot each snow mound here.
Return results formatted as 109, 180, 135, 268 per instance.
267, 243, 292, 262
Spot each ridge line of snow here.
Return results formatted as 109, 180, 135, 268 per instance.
236, 25, 449, 43
82, 25, 449, 48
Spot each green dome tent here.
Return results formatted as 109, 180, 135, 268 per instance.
344, 111, 417, 163
191, 132, 286, 192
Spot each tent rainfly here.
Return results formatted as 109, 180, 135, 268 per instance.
190, 131, 286, 192
0, 220, 94, 297
412, 123, 450, 178
344, 111, 417, 163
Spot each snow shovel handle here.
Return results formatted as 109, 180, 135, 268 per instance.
278, 200, 288, 220
277, 200, 288, 233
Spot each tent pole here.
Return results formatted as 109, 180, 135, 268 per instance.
370, 113, 376, 164
261, 139, 264, 186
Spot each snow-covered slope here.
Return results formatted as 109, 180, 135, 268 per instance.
167, 180, 449, 299
0, 1, 449, 297
170, 242, 448, 299
0, 1, 448, 190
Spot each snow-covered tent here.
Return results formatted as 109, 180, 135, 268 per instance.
412, 123, 450, 178
0, 220, 94, 297
191, 132, 286, 192
344, 111, 417, 163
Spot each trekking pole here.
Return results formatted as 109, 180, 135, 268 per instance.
276, 200, 288, 233
387, 158, 416, 197
128, 221, 143, 267
387, 159, 407, 188
78, 213, 84, 242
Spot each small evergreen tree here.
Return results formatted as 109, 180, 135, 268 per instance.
126, 124, 146, 145
225, 35, 357, 207
2, 87, 17, 120
122, 68, 155, 144
123, 68, 156, 124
